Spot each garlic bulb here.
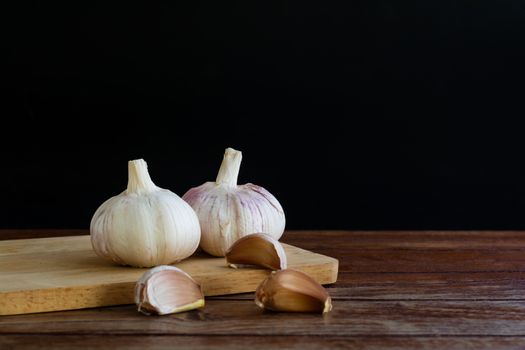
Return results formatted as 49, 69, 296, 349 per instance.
90, 159, 201, 267
182, 148, 285, 257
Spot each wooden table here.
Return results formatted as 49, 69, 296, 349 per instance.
1, 230, 525, 349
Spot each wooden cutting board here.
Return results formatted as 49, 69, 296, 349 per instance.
0, 235, 338, 315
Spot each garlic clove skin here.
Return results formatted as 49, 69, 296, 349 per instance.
225, 233, 287, 270
135, 265, 205, 315
182, 148, 286, 257
90, 159, 201, 267
255, 269, 332, 314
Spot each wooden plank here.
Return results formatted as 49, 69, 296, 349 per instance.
2, 335, 525, 350
334, 271, 525, 300
5, 230, 525, 250
6, 231, 525, 273
283, 231, 525, 250
2, 300, 525, 336
326, 249, 525, 272
210, 271, 525, 300
282, 231, 525, 274
0, 236, 338, 316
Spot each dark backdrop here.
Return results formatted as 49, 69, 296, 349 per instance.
2, 2, 525, 230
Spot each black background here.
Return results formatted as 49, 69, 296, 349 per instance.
2, 2, 525, 230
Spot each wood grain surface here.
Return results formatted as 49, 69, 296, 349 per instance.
0, 235, 337, 315
1, 230, 525, 350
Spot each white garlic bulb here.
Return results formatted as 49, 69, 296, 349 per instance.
182, 148, 285, 257
90, 159, 201, 267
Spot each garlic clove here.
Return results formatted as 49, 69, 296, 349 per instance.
225, 233, 287, 270
135, 266, 205, 315
255, 269, 332, 314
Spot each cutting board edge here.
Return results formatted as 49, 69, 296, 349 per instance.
0, 256, 338, 316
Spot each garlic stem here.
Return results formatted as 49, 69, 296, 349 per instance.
215, 148, 242, 188
126, 159, 157, 195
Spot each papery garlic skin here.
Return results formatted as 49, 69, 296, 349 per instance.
90, 159, 201, 267
182, 148, 285, 257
